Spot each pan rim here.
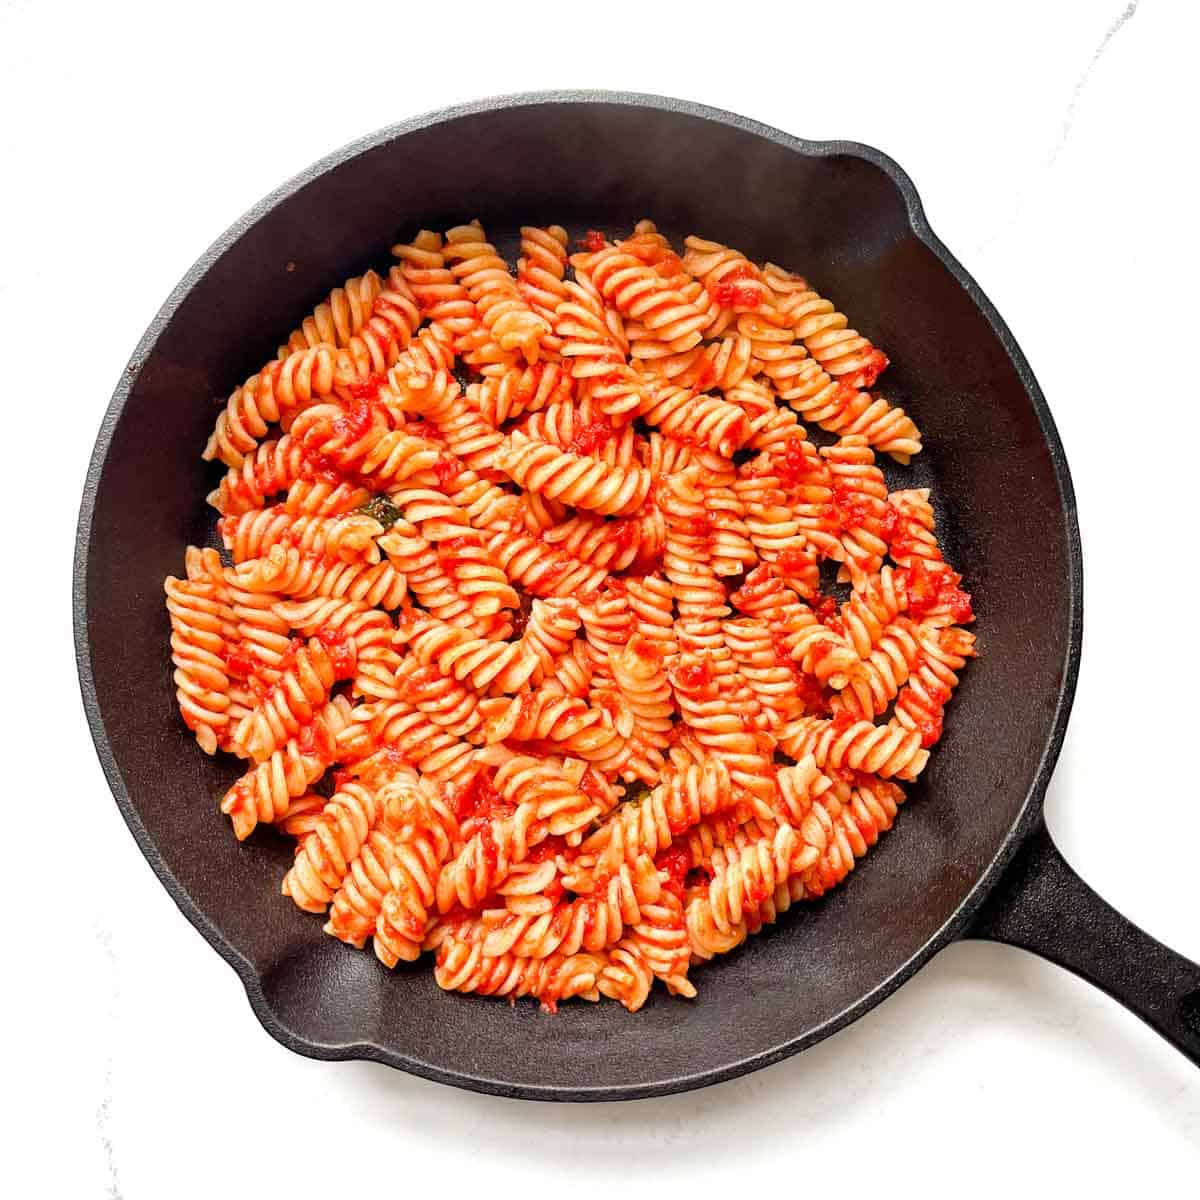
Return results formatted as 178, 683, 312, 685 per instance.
73, 88, 1084, 1102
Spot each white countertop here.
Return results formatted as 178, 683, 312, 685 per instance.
5, 0, 1198, 1193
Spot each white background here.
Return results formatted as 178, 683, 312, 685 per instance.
3, 0, 1198, 1194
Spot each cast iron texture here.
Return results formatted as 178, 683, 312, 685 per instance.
76, 92, 1102, 1100
970, 821, 1200, 1062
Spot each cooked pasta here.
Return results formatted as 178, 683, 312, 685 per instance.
168, 216, 973, 1012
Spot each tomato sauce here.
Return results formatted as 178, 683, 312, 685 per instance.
577, 230, 607, 253
775, 547, 812, 578
410, 420, 447, 443
880, 502, 902, 543
316, 625, 356, 678
773, 437, 813, 489
478, 823, 499, 875
630, 636, 662, 665
811, 595, 845, 638
916, 710, 944, 748
709, 271, 761, 309
535, 558, 570, 592
832, 479, 873, 530
678, 510, 713, 539
348, 373, 385, 402
852, 349, 889, 390
655, 844, 690, 899
334, 394, 382, 442
673, 659, 713, 693
902, 559, 974, 623
451, 769, 503, 827
527, 835, 567, 864
794, 672, 831, 716
830, 710, 859, 735
276, 637, 303, 674
221, 644, 260, 680
567, 419, 615, 457
433, 454, 459, 489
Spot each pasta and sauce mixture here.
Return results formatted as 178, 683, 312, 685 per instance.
165, 219, 975, 1011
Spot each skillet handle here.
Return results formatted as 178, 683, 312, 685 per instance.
965, 818, 1200, 1066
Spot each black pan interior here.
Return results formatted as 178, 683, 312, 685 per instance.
76, 94, 1078, 1099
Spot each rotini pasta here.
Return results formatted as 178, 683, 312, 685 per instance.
171, 216, 972, 1014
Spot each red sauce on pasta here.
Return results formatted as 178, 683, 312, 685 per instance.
916, 710, 944, 747
771, 631, 794, 667
334, 394, 381, 442
568, 419, 615, 457
679, 510, 713, 538
439, 535, 483, 564
610, 517, 639, 555
722, 263, 758, 284
655, 845, 690, 898
453, 771, 503, 826
773, 437, 812, 488
831, 710, 859, 735
410, 420, 447, 443
276, 637, 303, 674
316, 625, 356, 677
536, 558, 570, 591
775, 547, 812, 578
527, 835, 567, 864
832, 480, 874, 530
221, 645, 260, 680
172, 214, 977, 1014
433, 454, 459, 488
654, 252, 684, 279
630, 636, 662, 664
813, 595, 845, 636
674, 659, 713, 693
478, 823, 500, 874
853, 349, 890, 390
903, 559, 974, 623
710, 270, 760, 309
687, 358, 716, 391
348, 373, 385, 402
880, 502, 903, 543
744, 872, 772, 908
794, 672, 831, 716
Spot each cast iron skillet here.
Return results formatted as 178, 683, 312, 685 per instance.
74, 91, 1200, 1099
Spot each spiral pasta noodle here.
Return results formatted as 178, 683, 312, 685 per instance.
469, 854, 661, 960
373, 775, 461, 966
220, 695, 353, 840
761, 262, 890, 388
231, 634, 357, 762
166, 214, 973, 1012
444, 221, 550, 361
495, 431, 652, 517
204, 345, 338, 468
576, 239, 709, 352
281, 782, 381, 913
